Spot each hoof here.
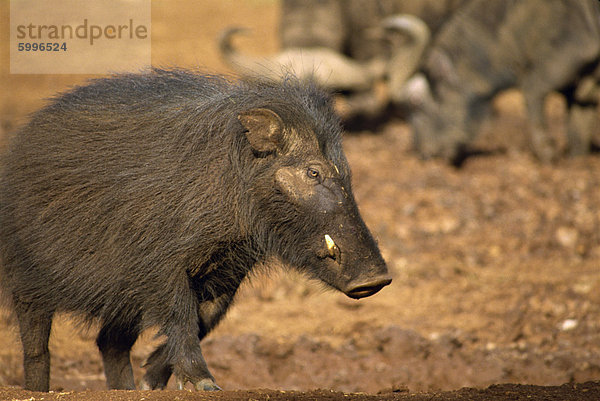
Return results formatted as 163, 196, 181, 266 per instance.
175, 377, 222, 391
195, 378, 222, 391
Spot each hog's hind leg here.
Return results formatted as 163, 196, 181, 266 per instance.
96, 319, 141, 390
14, 299, 54, 392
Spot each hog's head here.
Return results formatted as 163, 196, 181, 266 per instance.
239, 99, 391, 299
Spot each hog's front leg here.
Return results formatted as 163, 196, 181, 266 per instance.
141, 292, 236, 390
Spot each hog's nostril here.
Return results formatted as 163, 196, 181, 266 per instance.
345, 276, 392, 299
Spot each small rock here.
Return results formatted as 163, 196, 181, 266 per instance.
559, 319, 578, 331
555, 226, 578, 249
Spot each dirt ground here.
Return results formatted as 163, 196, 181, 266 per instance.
1, 1, 600, 400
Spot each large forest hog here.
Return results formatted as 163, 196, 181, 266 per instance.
409, 0, 600, 162
0, 69, 391, 392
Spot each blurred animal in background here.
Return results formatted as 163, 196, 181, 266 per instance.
277, 0, 465, 60
219, 27, 387, 92
220, 0, 465, 120
219, 21, 427, 120
219, 0, 600, 163
408, 0, 600, 163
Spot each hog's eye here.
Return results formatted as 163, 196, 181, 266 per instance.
307, 167, 320, 180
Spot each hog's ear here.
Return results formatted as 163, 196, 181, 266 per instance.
238, 108, 284, 153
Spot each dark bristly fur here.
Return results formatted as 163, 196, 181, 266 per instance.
0, 68, 390, 392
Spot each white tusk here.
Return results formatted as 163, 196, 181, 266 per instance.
324, 234, 336, 257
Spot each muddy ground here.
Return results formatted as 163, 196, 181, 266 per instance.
1, 1, 600, 400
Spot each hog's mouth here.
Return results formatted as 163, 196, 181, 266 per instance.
344, 277, 392, 299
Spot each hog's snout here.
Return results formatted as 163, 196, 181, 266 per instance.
343, 274, 392, 299
319, 232, 391, 299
